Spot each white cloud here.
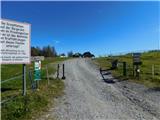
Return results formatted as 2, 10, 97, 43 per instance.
54, 40, 60, 44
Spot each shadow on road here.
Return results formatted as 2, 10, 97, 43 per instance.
100, 68, 115, 84
103, 79, 115, 84
146, 87, 160, 92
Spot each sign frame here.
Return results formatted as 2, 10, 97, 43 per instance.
0, 18, 31, 64
31, 56, 44, 62
132, 53, 141, 64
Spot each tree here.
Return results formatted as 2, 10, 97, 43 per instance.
60, 53, 66, 57
31, 45, 57, 57
68, 51, 73, 57
31, 47, 39, 56
42, 45, 57, 57
36, 46, 42, 56
52, 46, 57, 57
73, 52, 82, 58
83, 51, 95, 58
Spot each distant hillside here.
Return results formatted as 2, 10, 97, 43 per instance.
95, 50, 160, 88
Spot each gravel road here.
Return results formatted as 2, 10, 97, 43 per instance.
39, 58, 160, 120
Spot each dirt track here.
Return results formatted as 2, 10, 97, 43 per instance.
39, 58, 160, 120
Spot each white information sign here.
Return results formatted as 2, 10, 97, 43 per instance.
0, 19, 31, 64
35, 61, 41, 70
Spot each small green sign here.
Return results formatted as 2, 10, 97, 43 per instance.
34, 70, 41, 81
34, 61, 41, 81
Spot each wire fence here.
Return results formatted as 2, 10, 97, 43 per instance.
1, 61, 63, 106
1, 64, 51, 105
1, 74, 23, 84
116, 63, 160, 80
107, 49, 160, 57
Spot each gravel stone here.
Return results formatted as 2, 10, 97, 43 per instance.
38, 58, 160, 120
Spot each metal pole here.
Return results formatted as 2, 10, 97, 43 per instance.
22, 64, 26, 96
62, 64, 66, 79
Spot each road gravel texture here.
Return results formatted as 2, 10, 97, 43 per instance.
39, 58, 160, 120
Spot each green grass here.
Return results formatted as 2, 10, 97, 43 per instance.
1, 57, 68, 120
95, 51, 160, 88
1, 79, 64, 120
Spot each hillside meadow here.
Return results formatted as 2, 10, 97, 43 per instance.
95, 51, 160, 88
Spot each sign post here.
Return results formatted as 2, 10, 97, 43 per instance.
31, 56, 44, 89
0, 19, 31, 96
22, 64, 26, 96
34, 61, 41, 81
132, 53, 142, 79
0, 19, 31, 64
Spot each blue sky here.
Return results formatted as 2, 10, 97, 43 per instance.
1, 1, 160, 56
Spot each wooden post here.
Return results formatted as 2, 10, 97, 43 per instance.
37, 80, 39, 89
133, 64, 135, 77
57, 64, 60, 79
135, 65, 140, 79
22, 64, 26, 96
46, 65, 49, 85
123, 62, 127, 76
29, 69, 32, 89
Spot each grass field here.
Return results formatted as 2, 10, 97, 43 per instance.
95, 51, 160, 88
1, 57, 68, 120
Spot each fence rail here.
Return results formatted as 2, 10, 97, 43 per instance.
1, 95, 17, 104
116, 63, 160, 80
1, 64, 54, 105
1, 74, 23, 84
